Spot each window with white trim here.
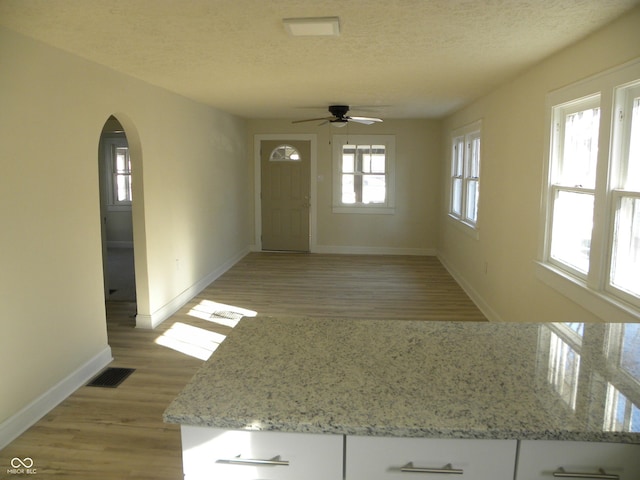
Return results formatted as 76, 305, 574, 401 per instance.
332, 135, 395, 214
609, 83, 640, 303
547, 95, 600, 276
449, 121, 481, 229
111, 144, 132, 205
540, 60, 640, 319
101, 135, 132, 209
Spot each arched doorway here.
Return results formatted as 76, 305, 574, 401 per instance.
98, 113, 151, 328
99, 116, 136, 302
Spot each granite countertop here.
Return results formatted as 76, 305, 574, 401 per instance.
164, 317, 640, 443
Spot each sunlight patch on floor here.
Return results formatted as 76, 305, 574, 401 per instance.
155, 322, 227, 360
187, 299, 257, 328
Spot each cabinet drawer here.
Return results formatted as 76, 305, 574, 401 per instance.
516, 440, 640, 480
181, 426, 343, 480
346, 436, 517, 480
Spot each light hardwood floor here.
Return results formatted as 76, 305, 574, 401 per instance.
1, 253, 485, 479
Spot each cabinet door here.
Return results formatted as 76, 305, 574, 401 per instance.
346, 436, 517, 480
516, 440, 640, 480
181, 426, 343, 480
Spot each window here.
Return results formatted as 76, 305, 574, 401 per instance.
547, 95, 600, 277
609, 83, 640, 302
332, 135, 395, 214
449, 121, 481, 230
102, 136, 131, 209
112, 144, 132, 205
539, 60, 640, 320
269, 144, 301, 162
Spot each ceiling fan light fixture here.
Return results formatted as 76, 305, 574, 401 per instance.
283, 17, 340, 37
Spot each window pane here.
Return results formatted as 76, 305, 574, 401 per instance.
270, 144, 301, 162
624, 97, 640, 190
342, 153, 354, 173
550, 190, 594, 274
452, 138, 464, 176
468, 136, 480, 178
362, 175, 386, 204
370, 146, 386, 173
465, 179, 479, 223
341, 174, 355, 204
560, 107, 600, 188
610, 196, 640, 297
116, 174, 131, 202
115, 147, 130, 173
451, 178, 462, 216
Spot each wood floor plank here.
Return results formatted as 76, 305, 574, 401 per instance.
1, 253, 485, 479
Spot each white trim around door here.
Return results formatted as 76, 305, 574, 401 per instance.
253, 134, 317, 252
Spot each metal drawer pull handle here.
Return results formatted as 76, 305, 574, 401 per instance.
401, 462, 463, 474
216, 455, 289, 467
553, 467, 619, 480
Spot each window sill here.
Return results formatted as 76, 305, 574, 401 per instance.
332, 206, 395, 215
447, 214, 479, 240
535, 261, 640, 322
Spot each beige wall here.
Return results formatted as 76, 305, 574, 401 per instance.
247, 119, 441, 254
0, 27, 248, 427
438, 7, 640, 322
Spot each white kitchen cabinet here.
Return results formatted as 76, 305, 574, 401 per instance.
345, 436, 517, 480
516, 440, 640, 480
180, 426, 343, 480
179, 426, 640, 480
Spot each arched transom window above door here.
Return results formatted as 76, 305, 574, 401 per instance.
269, 144, 301, 162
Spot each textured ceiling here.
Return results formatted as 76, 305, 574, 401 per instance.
1, 0, 639, 119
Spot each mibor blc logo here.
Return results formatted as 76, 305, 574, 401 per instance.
7, 457, 37, 475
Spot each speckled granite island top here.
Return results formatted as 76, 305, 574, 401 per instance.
164, 317, 640, 443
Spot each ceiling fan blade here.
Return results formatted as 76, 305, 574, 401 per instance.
292, 116, 333, 124
349, 116, 383, 125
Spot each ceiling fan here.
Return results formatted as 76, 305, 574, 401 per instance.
292, 105, 383, 127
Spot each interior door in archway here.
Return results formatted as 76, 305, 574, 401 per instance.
260, 140, 311, 252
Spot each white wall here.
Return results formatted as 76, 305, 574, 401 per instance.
0, 27, 249, 440
438, 7, 640, 323
247, 119, 441, 255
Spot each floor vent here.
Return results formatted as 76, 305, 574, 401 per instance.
87, 367, 135, 388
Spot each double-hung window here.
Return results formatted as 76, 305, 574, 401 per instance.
540, 60, 640, 320
112, 144, 132, 205
547, 95, 600, 276
609, 82, 640, 303
101, 135, 132, 209
449, 121, 481, 231
332, 135, 395, 214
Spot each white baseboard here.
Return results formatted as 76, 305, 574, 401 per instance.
436, 253, 503, 322
314, 245, 437, 256
249, 244, 436, 256
0, 346, 113, 450
136, 248, 250, 329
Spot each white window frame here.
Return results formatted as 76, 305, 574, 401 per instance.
546, 94, 601, 279
102, 135, 132, 211
332, 134, 395, 214
537, 58, 640, 322
448, 120, 482, 236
